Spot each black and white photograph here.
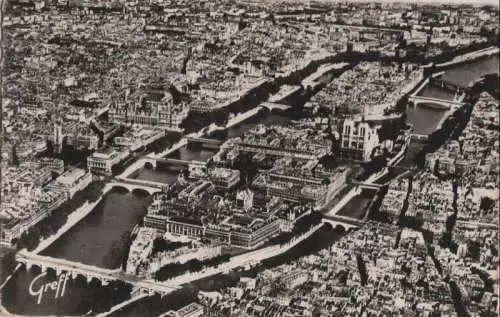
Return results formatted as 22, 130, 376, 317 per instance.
0, 0, 498, 316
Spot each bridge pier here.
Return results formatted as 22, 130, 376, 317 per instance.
321, 218, 360, 232
24, 261, 33, 271
131, 286, 141, 297
321, 219, 348, 232
40, 264, 47, 273
71, 271, 79, 280
86, 274, 93, 283
143, 158, 157, 169
408, 94, 465, 110
101, 278, 110, 286
109, 181, 164, 195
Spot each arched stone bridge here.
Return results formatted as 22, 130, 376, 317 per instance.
15, 250, 178, 296
408, 95, 464, 110
321, 215, 363, 232
107, 180, 164, 195
16, 249, 120, 285
142, 156, 197, 169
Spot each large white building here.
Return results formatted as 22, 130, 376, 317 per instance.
159, 302, 204, 317
340, 118, 379, 162
114, 128, 165, 152
54, 168, 92, 199
87, 148, 129, 175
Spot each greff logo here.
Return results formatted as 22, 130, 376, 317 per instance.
29, 272, 70, 305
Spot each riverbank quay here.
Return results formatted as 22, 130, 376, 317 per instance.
31, 199, 104, 255
100, 223, 326, 316
95, 293, 149, 317
432, 46, 499, 70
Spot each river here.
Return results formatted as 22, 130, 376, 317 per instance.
1, 52, 498, 316
40, 188, 152, 268
211, 110, 300, 141
2, 265, 132, 316
406, 105, 449, 135
405, 54, 499, 136
416, 84, 456, 100
441, 54, 499, 87
131, 110, 298, 184
337, 190, 374, 219
1, 188, 151, 315
108, 224, 345, 317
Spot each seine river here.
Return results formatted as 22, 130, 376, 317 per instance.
441, 54, 499, 87
40, 189, 152, 269
406, 54, 499, 135
1, 53, 498, 316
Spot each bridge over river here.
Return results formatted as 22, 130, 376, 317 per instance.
15, 250, 178, 296
408, 70, 468, 111
408, 95, 465, 110
321, 215, 365, 230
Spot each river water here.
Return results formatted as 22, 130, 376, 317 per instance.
441, 54, 499, 87
108, 224, 345, 317
405, 54, 499, 136
131, 111, 296, 184
337, 190, 374, 219
407, 82, 455, 136
131, 166, 180, 184
2, 265, 132, 316
0, 188, 151, 315
406, 105, 450, 135
416, 84, 456, 100
1, 53, 498, 316
41, 188, 152, 269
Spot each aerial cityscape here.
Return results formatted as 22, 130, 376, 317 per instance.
0, 0, 498, 316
